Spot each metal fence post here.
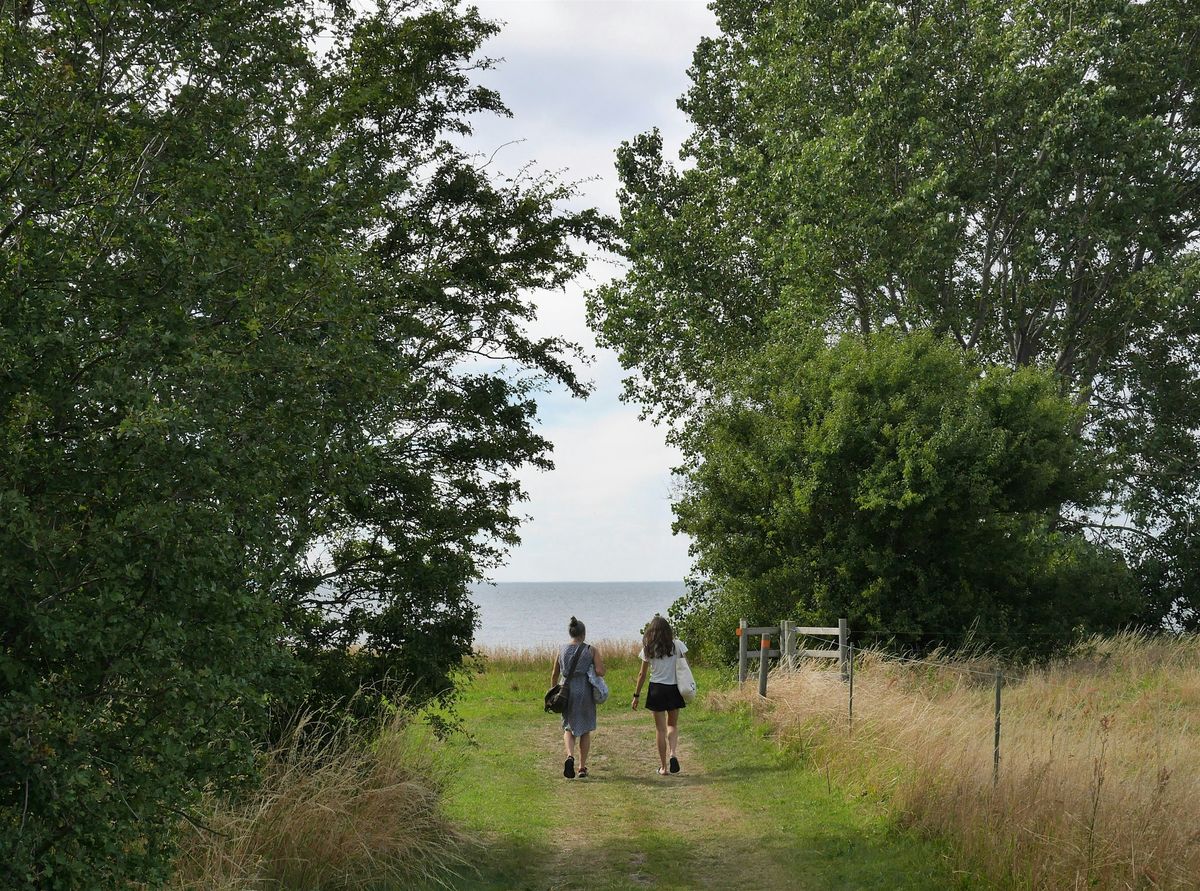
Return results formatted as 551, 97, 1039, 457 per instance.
838, 618, 849, 682
738, 619, 748, 685
758, 633, 770, 697
993, 668, 1002, 786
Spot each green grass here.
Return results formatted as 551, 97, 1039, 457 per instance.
420, 651, 982, 891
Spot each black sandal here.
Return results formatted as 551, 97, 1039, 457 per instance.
669, 756, 680, 774
578, 766, 588, 778
563, 756, 575, 779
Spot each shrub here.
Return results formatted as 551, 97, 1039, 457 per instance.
673, 332, 1141, 659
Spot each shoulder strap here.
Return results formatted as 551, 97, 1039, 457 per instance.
564, 643, 588, 680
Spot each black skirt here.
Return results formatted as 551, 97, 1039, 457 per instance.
645, 681, 686, 713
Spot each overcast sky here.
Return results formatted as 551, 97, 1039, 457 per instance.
460, 0, 718, 582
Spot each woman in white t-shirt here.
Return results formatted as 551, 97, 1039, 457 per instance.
631, 615, 688, 776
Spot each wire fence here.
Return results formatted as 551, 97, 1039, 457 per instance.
742, 620, 1014, 784
801, 633, 1023, 682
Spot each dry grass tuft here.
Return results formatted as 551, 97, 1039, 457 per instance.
714, 631, 1200, 890
169, 709, 466, 890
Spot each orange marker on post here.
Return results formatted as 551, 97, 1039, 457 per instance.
737, 619, 748, 684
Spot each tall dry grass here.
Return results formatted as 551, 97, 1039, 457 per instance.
712, 632, 1200, 890
476, 637, 643, 668
168, 710, 466, 890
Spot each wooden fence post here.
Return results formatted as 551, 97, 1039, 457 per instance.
758, 633, 770, 698
838, 618, 849, 682
993, 668, 1002, 786
738, 619, 748, 685
781, 620, 793, 671
848, 643, 854, 728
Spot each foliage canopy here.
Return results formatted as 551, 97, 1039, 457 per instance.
672, 334, 1140, 659
590, 0, 1200, 635
0, 1, 598, 886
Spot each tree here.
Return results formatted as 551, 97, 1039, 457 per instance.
672, 333, 1140, 660
590, 0, 1200, 627
0, 1, 599, 886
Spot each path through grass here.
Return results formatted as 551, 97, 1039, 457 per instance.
432, 651, 979, 890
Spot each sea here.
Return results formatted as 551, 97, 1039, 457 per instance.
468, 581, 686, 648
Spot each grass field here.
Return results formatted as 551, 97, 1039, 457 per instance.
433, 642, 976, 890
717, 633, 1200, 890
167, 635, 1197, 889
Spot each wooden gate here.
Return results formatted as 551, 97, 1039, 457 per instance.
736, 618, 849, 696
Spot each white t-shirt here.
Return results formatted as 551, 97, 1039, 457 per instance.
639, 639, 687, 685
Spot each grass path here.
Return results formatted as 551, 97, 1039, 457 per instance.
432, 657, 981, 890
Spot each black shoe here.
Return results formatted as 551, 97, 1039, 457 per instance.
669, 756, 680, 774
564, 756, 575, 779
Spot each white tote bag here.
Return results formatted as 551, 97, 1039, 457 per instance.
674, 646, 697, 703
588, 666, 610, 704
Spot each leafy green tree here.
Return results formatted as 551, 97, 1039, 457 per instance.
673, 334, 1140, 659
0, 1, 598, 886
590, 0, 1200, 627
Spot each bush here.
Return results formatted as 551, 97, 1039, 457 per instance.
673, 332, 1142, 659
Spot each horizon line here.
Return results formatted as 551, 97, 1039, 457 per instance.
476, 579, 686, 585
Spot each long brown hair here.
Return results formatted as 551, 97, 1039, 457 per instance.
642, 615, 675, 660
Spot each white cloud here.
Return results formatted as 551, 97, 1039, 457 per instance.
474, 0, 715, 64
457, 0, 716, 581
495, 406, 690, 582
465, 0, 715, 214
